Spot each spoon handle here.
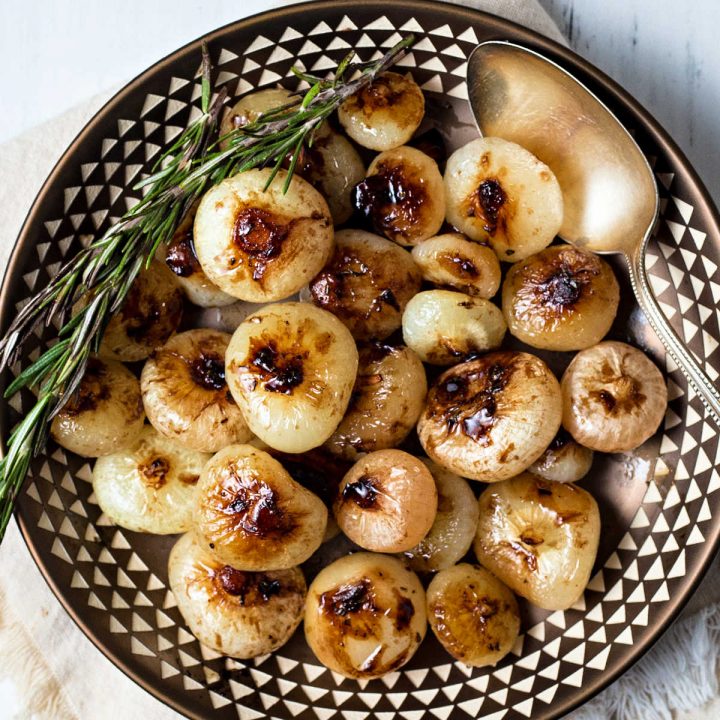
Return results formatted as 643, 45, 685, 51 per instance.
627, 249, 720, 427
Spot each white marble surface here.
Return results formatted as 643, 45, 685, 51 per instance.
0, 0, 718, 202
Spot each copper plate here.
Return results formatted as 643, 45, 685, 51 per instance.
1, 2, 719, 719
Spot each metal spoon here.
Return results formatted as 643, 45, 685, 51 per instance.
466, 40, 720, 426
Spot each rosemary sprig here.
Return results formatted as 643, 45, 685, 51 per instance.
0, 35, 414, 542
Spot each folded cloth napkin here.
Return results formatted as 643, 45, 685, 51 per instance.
0, 1, 718, 719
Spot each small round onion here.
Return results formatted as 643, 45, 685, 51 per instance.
402, 289, 506, 365
92, 425, 211, 534
304, 552, 427, 678
403, 459, 479, 573
301, 228, 422, 341
50, 357, 144, 458
225, 302, 358, 454
411, 232, 501, 298
193, 168, 333, 302
169, 532, 306, 658
333, 449, 437, 553
417, 351, 562, 482
141, 328, 252, 453
427, 564, 520, 667
338, 71, 425, 151
354, 146, 445, 246
324, 343, 427, 461
502, 244, 620, 351
100, 260, 183, 362
194, 444, 327, 570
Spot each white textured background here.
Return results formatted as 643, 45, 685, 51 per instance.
0, 0, 719, 201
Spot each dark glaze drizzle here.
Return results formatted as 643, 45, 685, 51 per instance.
216, 566, 283, 604
232, 208, 290, 281
428, 357, 515, 446
438, 252, 479, 279
513, 246, 603, 320
341, 475, 379, 509
352, 162, 426, 241
468, 178, 507, 235
189, 352, 227, 391
63, 358, 110, 416
139, 456, 170, 489
225, 479, 290, 536
165, 229, 201, 278
320, 580, 375, 617
248, 338, 305, 395
308, 250, 371, 312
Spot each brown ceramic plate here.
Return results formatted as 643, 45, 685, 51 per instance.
2, 2, 720, 719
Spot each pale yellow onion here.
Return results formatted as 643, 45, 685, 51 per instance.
194, 444, 327, 570
325, 343, 427, 460
338, 71, 424, 151
358, 146, 445, 246
92, 426, 211, 534
304, 553, 426, 679
225, 302, 358, 454
444, 137, 563, 262
427, 564, 520, 667
168, 532, 306, 658
402, 289, 506, 365
193, 168, 333, 302
403, 459, 479, 573
140, 328, 252, 453
417, 351, 562, 482
50, 357, 144, 458
474, 472, 601, 611
411, 232, 501, 298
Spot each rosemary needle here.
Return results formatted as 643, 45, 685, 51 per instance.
0, 35, 414, 543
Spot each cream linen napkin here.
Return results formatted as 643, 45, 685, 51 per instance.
0, 2, 717, 719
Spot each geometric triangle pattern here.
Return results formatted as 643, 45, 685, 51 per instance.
3, 5, 720, 720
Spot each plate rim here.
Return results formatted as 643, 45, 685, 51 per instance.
2, 1, 719, 718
